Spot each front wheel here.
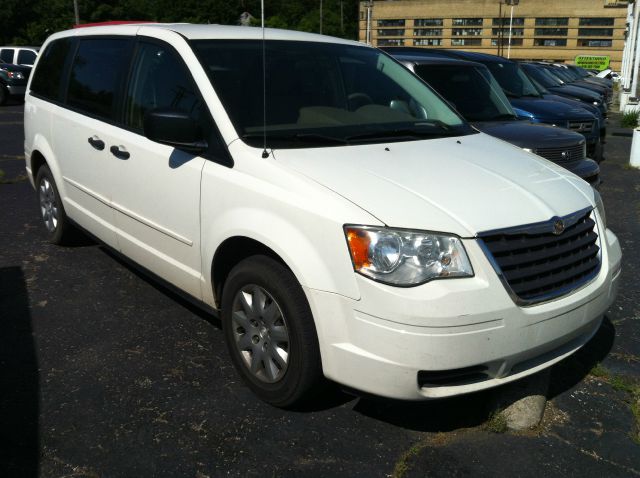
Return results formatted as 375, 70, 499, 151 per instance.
221, 255, 324, 408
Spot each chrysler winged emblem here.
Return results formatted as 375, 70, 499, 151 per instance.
553, 219, 565, 235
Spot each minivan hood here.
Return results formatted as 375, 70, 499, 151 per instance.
273, 133, 594, 237
471, 120, 584, 150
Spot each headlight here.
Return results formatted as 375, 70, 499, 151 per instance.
593, 190, 607, 229
344, 226, 473, 286
7, 71, 24, 80
593, 101, 600, 106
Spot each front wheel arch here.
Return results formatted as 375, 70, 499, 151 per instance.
211, 236, 290, 308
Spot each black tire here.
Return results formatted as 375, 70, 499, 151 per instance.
221, 255, 324, 408
0, 85, 8, 106
35, 165, 78, 245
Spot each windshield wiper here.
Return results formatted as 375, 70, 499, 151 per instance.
241, 132, 348, 145
345, 122, 455, 143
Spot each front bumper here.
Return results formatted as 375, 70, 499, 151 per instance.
306, 224, 621, 401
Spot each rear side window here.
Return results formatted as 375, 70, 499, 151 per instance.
30, 39, 73, 101
0, 49, 14, 63
18, 49, 37, 65
67, 38, 132, 121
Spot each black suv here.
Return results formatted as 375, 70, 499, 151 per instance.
391, 53, 600, 186
0, 60, 31, 105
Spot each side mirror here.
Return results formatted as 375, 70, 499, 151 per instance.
143, 108, 208, 154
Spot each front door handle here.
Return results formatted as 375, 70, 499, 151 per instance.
110, 145, 130, 160
87, 136, 105, 151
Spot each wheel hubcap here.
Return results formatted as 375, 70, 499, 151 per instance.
231, 285, 290, 383
38, 177, 58, 233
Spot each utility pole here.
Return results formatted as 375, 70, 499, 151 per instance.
73, 0, 79, 25
366, 2, 373, 45
506, 0, 519, 59
320, 0, 323, 34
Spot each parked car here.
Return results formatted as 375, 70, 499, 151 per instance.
520, 62, 606, 116
0, 60, 30, 105
546, 64, 612, 103
0, 46, 39, 66
390, 53, 600, 185
382, 48, 603, 160
25, 24, 621, 407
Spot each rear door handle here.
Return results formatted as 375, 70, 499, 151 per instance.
110, 145, 130, 160
87, 136, 105, 150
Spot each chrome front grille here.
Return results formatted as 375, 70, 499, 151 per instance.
478, 209, 601, 305
535, 142, 586, 163
568, 120, 595, 134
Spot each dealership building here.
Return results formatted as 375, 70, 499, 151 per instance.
359, 0, 630, 70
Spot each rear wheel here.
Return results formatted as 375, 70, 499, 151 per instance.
221, 255, 323, 408
35, 165, 78, 244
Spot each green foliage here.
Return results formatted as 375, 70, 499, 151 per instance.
621, 110, 640, 128
0, 0, 359, 46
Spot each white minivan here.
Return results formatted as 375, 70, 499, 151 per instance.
24, 24, 621, 407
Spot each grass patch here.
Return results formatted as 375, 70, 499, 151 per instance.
485, 411, 508, 434
0, 169, 28, 184
631, 393, 640, 445
590, 367, 640, 445
590, 363, 610, 378
621, 110, 640, 128
392, 440, 430, 478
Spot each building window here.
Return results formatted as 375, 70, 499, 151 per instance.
533, 38, 567, 46
414, 18, 443, 27
414, 28, 443, 36
578, 28, 614, 36
377, 19, 405, 27
451, 38, 482, 46
452, 28, 483, 36
534, 28, 568, 36
492, 17, 525, 26
577, 39, 613, 47
378, 29, 405, 36
535, 18, 569, 26
579, 18, 614, 26
414, 38, 443, 46
492, 28, 524, 36
452, 18, 483, 26
377, 38, 404, 46
491, 38, 523, 46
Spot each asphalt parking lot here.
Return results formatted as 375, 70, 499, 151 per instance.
1, 100, 639, 477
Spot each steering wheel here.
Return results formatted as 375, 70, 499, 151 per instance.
348, 92, 373, 111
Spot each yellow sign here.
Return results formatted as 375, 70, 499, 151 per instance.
574, 55, 610, 71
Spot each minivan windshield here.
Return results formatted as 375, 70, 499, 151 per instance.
191, 40, 473, 148
414, 63, 515, 122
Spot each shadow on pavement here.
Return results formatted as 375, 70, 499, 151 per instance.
0, 266, 39, 477
547, 316, 615, 399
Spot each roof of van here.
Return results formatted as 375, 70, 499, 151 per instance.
51, 23, 363, 47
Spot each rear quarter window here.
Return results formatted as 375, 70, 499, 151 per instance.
30, 39, 73, 101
